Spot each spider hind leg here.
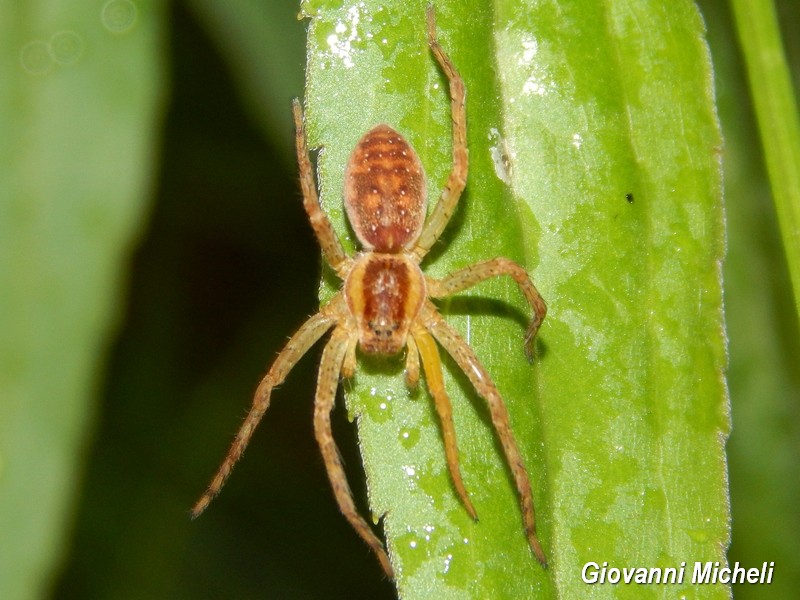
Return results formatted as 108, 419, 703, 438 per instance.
424, 303, 547, 567
314, 326, 394, 578
413, 325, 478, 520
191, 308, 336, 518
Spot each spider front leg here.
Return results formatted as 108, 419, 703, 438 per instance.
191, 299, 340, 518
427, 257, 547, 361
292, 99, 351, 275
413, 6, 468, 260
313, 325, 394, 578
422, 302, 547, 567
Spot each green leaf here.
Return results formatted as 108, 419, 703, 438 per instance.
0, 2, 164, 598
300, 0, 728, 597
730, 0, 800, 322
706, 0, 800, 597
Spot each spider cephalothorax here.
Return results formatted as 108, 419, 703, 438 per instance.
192, 7, 547, 578
345, 253, 425, 355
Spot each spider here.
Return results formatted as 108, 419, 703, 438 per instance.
191, 7, 547, 578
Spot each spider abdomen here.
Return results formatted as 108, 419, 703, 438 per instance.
345, 253, 425, 355
344, 125, 427, 253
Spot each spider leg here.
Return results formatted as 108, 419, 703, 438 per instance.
292, 99, 351, 275
341, 332, 358, 379
413, 6, 468, 260
191, 303, 339, 518
404, 333, 420, 389
423, 302, 547, 567
314, 325, 394, 578
427, 257, 547, 361
412, 325, 477, 520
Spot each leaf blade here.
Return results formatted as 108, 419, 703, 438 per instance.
0, 3, 165, 598
301, 0, 729, 597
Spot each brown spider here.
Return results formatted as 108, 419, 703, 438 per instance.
191, 7, 547, 578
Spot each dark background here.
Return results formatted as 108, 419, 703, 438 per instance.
53, 2, 393, 598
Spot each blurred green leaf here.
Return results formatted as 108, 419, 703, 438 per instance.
730, 0, 800, 319
700, 0, 800, 597
0, 2, 164, 598
300, 0, 728, 597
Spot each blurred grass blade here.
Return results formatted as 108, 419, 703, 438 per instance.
0, 2, 165, 599
730, 0, 800, 318
706, 1, 800, 596
299, 0, 728, 597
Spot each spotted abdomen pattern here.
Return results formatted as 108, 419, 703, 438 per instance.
344, 124, 427, 253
